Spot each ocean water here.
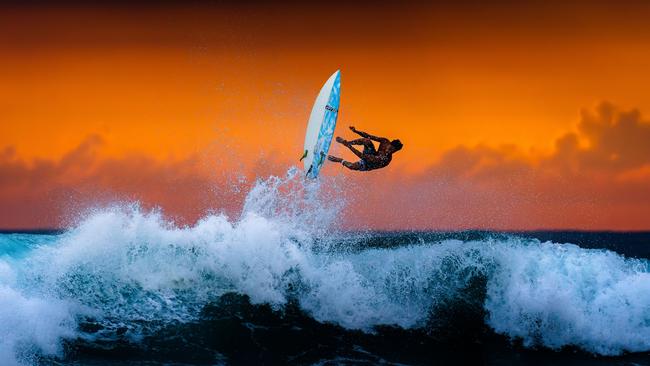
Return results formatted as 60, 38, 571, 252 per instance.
1, 169, 650, 365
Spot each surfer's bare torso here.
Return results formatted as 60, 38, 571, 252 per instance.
328, 126, 403, 171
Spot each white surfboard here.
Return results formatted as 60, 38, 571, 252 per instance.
301, 70, 341, 178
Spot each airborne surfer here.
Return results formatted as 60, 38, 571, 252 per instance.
327, 126, 403, 171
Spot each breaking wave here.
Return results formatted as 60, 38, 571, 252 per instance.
1, 168, 649, 364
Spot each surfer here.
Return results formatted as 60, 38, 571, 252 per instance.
327, 126, 402, 171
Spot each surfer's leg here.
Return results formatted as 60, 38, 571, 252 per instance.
327, 155, 343, 163
348, 138, 377, 155
335, 136, 366, 159
346, 138, 369, 145
342, 160, 364, 171
344, 145, 365, 159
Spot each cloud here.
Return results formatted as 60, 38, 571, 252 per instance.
0, 135, 234, 229
1, 102, 649, 230
342, 102, 650, 230
0, 132, 298, 229
547, 102, 650, 173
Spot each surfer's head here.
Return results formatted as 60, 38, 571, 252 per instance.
390, 139, 403, 152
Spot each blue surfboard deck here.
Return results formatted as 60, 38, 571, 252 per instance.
304, 71, 341, 179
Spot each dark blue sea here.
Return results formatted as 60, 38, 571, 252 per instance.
1, 172, 649, 365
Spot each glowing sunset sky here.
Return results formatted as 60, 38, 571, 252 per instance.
2, 1, 650, 230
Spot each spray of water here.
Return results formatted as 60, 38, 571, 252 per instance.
1, 169, 649, 364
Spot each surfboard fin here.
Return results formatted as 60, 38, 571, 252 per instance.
299, 150, 308, 162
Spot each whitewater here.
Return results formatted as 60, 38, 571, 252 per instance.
1, 168, 650, 365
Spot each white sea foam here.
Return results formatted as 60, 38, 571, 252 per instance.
0, 284, 76, 366
485, 240, 650, 355
1, 170, 649, 363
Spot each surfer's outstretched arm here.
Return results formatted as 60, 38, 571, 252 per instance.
350, 126, 388, 143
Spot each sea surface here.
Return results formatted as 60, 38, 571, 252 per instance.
1, 170, 650, 365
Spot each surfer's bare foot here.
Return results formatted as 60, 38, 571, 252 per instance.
328, 155, 343, 163
336, 136, 348, 145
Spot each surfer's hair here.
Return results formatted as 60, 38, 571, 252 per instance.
391, 139, 403, 151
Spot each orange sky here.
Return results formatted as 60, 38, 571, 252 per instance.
2, 1, 650, 230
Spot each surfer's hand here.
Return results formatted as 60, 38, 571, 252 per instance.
349, 126, 356, 131
336, 136, 347, 144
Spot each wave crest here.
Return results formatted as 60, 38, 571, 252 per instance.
1, 171, 650, 363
